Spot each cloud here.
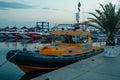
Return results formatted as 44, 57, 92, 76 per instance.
0, 1, 33, 10
0, 7, 8, 10
42, 7, 50, 10
42, 7, 61, 11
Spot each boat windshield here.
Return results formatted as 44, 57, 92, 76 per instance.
52, 35, 88, 44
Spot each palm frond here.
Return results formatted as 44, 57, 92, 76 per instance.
88, 3, 120, 45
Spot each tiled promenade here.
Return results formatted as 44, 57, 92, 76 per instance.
32, 53, 120, 80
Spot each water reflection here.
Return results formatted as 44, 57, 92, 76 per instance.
0, 38, 51, 80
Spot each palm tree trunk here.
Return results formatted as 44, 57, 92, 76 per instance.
106, 33, 115, 46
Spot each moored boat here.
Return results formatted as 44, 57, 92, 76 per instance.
20, 32, 42, 39
0, 32, 8, 37
6, 29, 104, 73
6, 32, 21, 38
6, 2, 104, 73
0, 32, 22, 38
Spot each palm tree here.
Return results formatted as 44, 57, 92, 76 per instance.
88, 3, 120, 46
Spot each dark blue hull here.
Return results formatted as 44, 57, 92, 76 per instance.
6, 49, 103, 68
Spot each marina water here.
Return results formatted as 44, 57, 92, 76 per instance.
0, 38, 50, 80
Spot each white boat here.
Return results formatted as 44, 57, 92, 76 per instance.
20, 32, 42, 39
6, 32, 21, 38
0, 32, 8, 37
0, 32, 21, 38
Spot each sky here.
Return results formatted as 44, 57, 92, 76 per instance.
0, 0, 119, 28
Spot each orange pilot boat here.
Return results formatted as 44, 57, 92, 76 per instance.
6, 29, 104, 73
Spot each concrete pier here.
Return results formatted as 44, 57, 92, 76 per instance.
32, 53, 120, 80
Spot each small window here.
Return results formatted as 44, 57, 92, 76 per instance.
72, 36, 88, 43
52, 35, 65, 42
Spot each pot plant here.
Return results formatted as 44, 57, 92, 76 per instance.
88, 3, 120, 57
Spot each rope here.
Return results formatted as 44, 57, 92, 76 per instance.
0, 50, 19, 67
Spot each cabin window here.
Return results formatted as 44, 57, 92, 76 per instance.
72, 36, 88, 43
52, 35, 65, 42
52, 35, 88, 43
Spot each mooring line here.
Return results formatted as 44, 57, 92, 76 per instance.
0, 51, 19, 67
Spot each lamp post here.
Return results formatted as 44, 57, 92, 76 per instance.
75, 2, 81, 30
